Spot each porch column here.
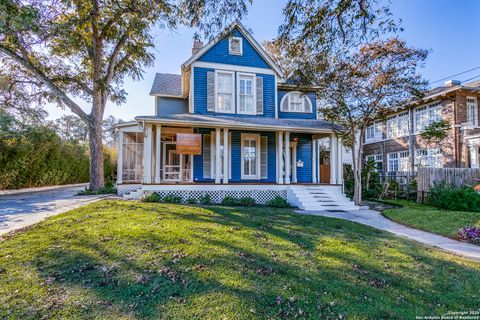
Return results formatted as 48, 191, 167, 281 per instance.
284, 131, 291, 184
277, 131, 284, 184
337, 137, 344, 184
292, 142, 297, 183
223, 128, 229, 184
155, 125, 161, 183
312, 138, 317, 183
329, 134, 337, 184
143, 124, 153, 184
117, 131, 123, 184
215, 128, 221, 184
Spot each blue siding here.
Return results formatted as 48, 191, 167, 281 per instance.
193, 67, 275, 117
198, 28, 270, 69
156, 97, 188, 115
193, 130, 276, 183
295, 133, 313, 183
278, 90, 317, 119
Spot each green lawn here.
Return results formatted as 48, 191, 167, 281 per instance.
383, 200, 480, 239
1, 200, 480, 319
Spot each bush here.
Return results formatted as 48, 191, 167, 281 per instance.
199, 194, 212, 205
141, 192, 162, 203
427, 183, 480, 212
77, 186, 117, 195
221, 196, 239, 206
186, 198, 197, 204
239, 197, 256, 207
162, 193, 182, 204
266, 196, 290, 208
458, 226, 480, 244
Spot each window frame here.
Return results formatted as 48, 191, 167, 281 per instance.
415, 147, 443, 168
214, 70, 235, 114
228, 36, 243, 55
466, 96, 478, 126
414, 101, 442, 133
386, 112, 409, 139
365, 122, 383, 143
280, 91, 313, 113
387, 151, 409, 172
365, 154, 383, 173
241, 133, 261, 180
237, 72, 256, 115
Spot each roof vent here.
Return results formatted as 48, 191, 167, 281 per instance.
444, 80, 461, 87
192, 39, 203, 55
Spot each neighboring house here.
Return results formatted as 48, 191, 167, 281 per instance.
116, 21, 358, 210
363, 79, 480, 173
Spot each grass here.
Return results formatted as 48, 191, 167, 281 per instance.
0, 200, 479, 319
383, 199, 480, 239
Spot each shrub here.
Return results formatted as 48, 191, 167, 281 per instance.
141, 192, 161, 203
458, 226, 480, 244
162, 193, 182, 204
186, 198, 197, 204
266, 196, 290, 208
199, 194, 212, 205
77, 186, 117, 195
239, 197, 256, 207
221, 196, 239, 206
427, 183, 480, 212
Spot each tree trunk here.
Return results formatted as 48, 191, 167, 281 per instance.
88, 117, 105, 191
352, 128, 363, 206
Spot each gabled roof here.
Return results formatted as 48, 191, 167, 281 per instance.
181, 21, 284, 78
150, 73, 183, 97
422, 79, 480, 101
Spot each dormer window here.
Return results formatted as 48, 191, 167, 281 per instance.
280, 91, 312, 113
229, 36, 243, 55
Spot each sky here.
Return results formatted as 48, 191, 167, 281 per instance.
45, 0, 480, 121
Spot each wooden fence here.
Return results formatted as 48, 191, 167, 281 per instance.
417, 167, 480, 202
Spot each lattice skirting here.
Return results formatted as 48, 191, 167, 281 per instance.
140, 188, 287, 204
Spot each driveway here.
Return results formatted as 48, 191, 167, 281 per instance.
0, 184, 108, 236
298, 209, 480, 261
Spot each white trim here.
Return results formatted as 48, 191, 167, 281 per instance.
155, 125, 161, 183
228, 36, 243, 55
215, 128, 221, 183
277, 131, 284, 184
150, 93, 186, 98
192, 61, 275, 76
241, 133, 261, 180
189, 67, 194, 113
274, 75, 278, 119
311, 138, 317, 183
280, 91, 313, 113
215, 70, 235, 114
143, 124, 153, 184
223, 128, 229, 184
284, 132, 291, 184
237, 72, 256, 115
182, 21, 284, 77
117, 131, 124, 184
466, 96, 478, 126
291, 142, 297, 183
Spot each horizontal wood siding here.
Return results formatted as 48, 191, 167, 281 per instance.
193, 128, 214, 182
278, 90, 317, 119
295, 133, 313, 183
193, 67, 275, 117
198, 28, 270, 69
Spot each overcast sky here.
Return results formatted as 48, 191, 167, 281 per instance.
44, 0, 480, 121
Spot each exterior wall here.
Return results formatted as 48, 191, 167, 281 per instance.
193, 67, 275, 117
277, 90, 317, 119
156, 96, 188, 115
198, 28, 270, 69
192, 129, 314, 183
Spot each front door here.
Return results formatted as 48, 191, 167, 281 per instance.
163, 142, 181, 181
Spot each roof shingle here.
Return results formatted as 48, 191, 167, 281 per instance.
150, 73, 182, 96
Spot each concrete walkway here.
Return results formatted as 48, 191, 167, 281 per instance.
297, 209, 480, 261
0, 184, 109, 236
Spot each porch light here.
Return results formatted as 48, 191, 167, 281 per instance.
292, 136, 299, 142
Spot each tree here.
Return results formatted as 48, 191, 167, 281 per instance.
274, 0, 427, 205
0, 0, 250, 190
418, 119, 450, 167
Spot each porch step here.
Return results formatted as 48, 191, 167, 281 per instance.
287, 185, 359, 211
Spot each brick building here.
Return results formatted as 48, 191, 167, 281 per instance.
363, 80, 480, 173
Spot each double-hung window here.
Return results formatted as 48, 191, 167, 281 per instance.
216, 71, 234, 113
387, 151, 409, 172
241, 133, 261, 179
414, 102, 442, 132
365, 122, 383, 143
238, 74, 255, 114
386, 112, 409, 139
467, 96, 478, 126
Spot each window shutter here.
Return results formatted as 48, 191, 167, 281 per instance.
207, 71, 215, 111
203, 134, 211, 178
256, 76, 263, 114
210, 131, 216, 179
260, 136, 268, 179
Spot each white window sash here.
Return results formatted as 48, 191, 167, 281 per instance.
215, 70, 234, 113
280, 91, 312, 113
237, 73, 256, 115
241, 133, 261, 179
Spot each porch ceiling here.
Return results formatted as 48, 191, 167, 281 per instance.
134, 114, 344, 133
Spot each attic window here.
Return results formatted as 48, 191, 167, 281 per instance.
229, 37, 243, 55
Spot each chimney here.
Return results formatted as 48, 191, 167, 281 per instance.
192, 39, 203, 55
444, 80, 461, 87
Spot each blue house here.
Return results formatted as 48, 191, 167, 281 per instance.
116, 21, 357, 210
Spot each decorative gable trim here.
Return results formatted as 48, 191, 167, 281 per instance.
182, 21, 284, 78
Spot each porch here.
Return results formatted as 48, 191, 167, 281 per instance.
116, 121, 345, 187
